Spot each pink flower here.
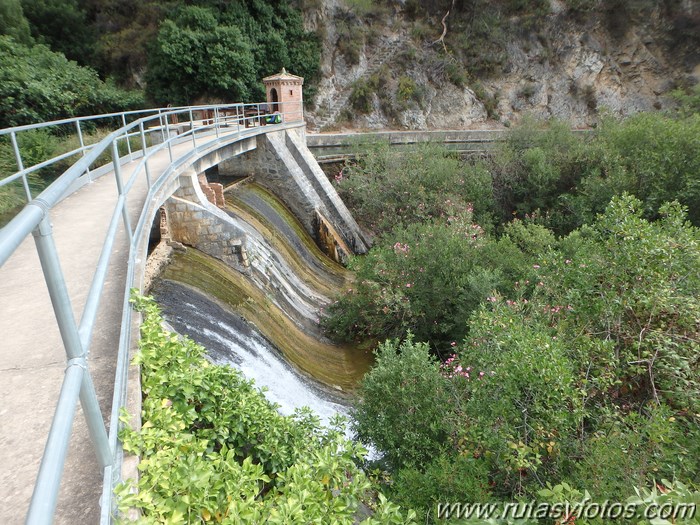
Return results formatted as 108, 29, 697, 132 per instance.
533, 264, 540, 269
450, 341, 457, 347
406, 283, 412, 288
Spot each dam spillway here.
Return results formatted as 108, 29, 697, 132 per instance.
152, 182, 373, 422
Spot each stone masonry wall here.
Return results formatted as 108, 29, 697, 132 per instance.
167, 170, 249, 270
217, 128, 369, 255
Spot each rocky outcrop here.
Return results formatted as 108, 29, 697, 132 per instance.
305, 1, 698, 130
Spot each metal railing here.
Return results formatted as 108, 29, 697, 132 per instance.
0, 100, 299, 524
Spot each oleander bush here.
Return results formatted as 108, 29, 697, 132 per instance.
346, 197, 700, 522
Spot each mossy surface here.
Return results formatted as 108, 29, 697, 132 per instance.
162, 247, 373, 392
226, 182, 352, 293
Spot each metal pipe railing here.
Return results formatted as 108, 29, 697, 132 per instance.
0, 100, 300, 524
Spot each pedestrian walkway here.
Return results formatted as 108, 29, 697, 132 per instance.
0, 139, 194, 523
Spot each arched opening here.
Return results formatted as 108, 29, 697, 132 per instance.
270, 88, 279, 112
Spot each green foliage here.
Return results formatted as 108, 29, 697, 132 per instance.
487, 112, 700, 233
543, 196, 700, 413
628, 479, 700, 525
457, 301, 581, 497
146, 7, 257, 104
670, 84, 700, 118
0, 36, 143, 128
390, 455, 492, 523
396, 75, 424, 109
118, 293, 417, 524
342, 193, 700, 513
20, 0, 95, 64
336, 17, 365, 66
336, 142, 497, 234
0, 0, 32, 44
146, 1, 320, 105
349, 76, 381, 114
572, 407, 691, 502
351, 336, 451, 470
322, 212, 535, 345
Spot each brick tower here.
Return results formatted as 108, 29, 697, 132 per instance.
263, 68, 304, 123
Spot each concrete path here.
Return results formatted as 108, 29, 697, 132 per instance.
0, 140, 196, 524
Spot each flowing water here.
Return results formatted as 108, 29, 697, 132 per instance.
151, 182, 373, 426
153, 279, 350, 425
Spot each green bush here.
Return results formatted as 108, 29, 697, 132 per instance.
396, 75, 424, 109
455, 300, 581, 498
336, 17, 365, 66
544, 196, 700, 413
322, 213, 532, 346
118, 293, 417, 524
352, 336, 452, 470
349, 77, 379, 114
0, 36, 143, 128
390, 455, 492, 523
340, 194, 700, 510
336, 142, 497, 235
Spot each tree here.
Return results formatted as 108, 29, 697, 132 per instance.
146, 6, 257, 104
20, 0, 95, 65
0, 36, 143, 127
145, 1, 320, 105
352, 336, 453, 470
0, 0, 32, 45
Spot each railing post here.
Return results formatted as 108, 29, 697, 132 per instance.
139, 122, 152, 189
121, 114, 132, 158
10, 131, 32, 202
214, 107, 220, 138
189, 108, 196, 148
165, 113, 173, 163
26, 363, 84, 524
74, 120, 92, 182
111, 141, 133, 245
26, 215, 113, 522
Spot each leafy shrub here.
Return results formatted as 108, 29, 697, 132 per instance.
455, 300, 581, 497
0, 0, 32, 45
0, 36, 143, 128
390, 455, 492, 523
336, 141, 497, 235
336, 16, 365, 66
396, 75, 423, 109
322, 212, 532, 346
352, 336, 452, 470
544, 196, 700, 413
349, 77, 379, 114
342, 194, 700, 510
572, 407, 693, 501
118, 293, 417, 524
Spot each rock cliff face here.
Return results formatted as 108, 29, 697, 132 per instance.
302, 0, 699, 130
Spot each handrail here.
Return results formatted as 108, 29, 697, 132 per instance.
0, 100, 300, 524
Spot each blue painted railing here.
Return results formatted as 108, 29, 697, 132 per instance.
0, 101, 298, 524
